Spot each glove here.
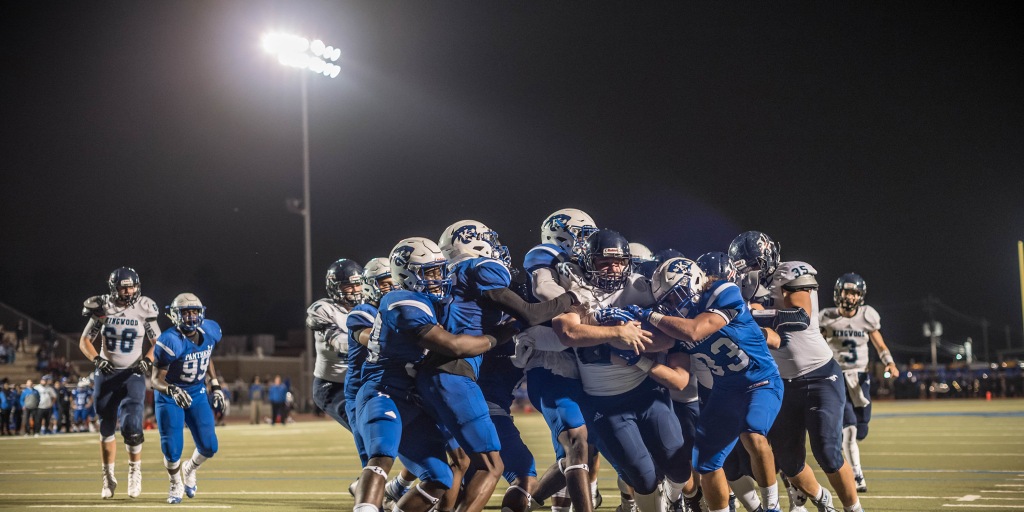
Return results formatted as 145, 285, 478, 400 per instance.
130, 357, 153, 376
211, 384, 225, 410
93, 356, 115, 375
608, 345, 642, 366
594, 307, 636, 326
626, 305, 654, 323
166, 385, 192, 409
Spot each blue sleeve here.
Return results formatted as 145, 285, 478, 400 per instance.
346, 305, 377, 331
202, 320, 223, 344
524, 244, 563, 273
707, 282, 745, 319
154, 332, 177, 367
393, 298, 437, 332
473, 259, 512, 290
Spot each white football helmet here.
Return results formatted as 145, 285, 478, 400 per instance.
651, 257, 706, 316
628, 242, 654, 272
540, 208, 597, 258
390, 237, 452, 298
438, 219, 511, 267
168, 293, 206, 334
362, 257, 394, 303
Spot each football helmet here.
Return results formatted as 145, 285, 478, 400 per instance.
107, 267, 141, 307
580, 229, 632, 292
438, 219, 512, 268
541, 208, 597, 259
390, 237, 452, 298
362, 257, 395, 303
651, 257, 706, 317
728, 231, 781, 286
326, 259, 364, 307
168, 293, 206, 334
628, 242, 654, 272
834, 273, 867, 312
695, 251, 738, 283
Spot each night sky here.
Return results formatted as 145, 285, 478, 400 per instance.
2, 2, 1022, 363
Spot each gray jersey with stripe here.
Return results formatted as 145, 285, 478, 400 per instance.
820, 305, 881, 372
764, 261, 834, 379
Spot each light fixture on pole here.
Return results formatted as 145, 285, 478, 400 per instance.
262, 31, 341, 412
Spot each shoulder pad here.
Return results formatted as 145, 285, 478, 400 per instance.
138, 297, 160, 319
200, 320, 223, 341
863, 305, 881, 331
782, 274, 819, 291
82, 295, 107, 317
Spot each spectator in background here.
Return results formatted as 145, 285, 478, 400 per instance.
35, 344, 50, 372
35, 376, 57, 435
268, 375, 288, 426
16, 320, 27, 352
0, 381, 12, 435
0, 340, 7, 365
55, 378, 73, 433
248, 375, 266, 425
20, 379, 39, 436
11, 383, 24, 434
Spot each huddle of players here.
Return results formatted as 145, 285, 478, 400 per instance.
78, 268, 225, 503
309, 207, 895, 512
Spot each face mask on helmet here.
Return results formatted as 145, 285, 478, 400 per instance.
326, 259, 364, 307
391, 237, 453, 299
107, 267, 141, 307
167, 293, 206, 335
541, 208, 597, 260
580, 229, 632, 292
728, 231, 780, 288
362, 257, 394, 303
834, 273, 867, 312
652, 258, 706, 317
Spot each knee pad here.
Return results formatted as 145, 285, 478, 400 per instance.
123, 430, 144, 447
414, 483, 440, 505
363, 465, 388, 479
505, 484, 532, 502
559, 458, 589, 474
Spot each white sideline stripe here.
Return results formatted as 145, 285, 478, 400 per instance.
871, 452, 1023, 457
28, 507, 230, 509
2, 492, 352, 496
997, 484, 1024, 487
983, 490, 1024, 494
943, 506, 1024, 509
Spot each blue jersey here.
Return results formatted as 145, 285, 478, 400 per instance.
154, 320, 223, 392
440, 257, 512, 377
362, 290, 440, 390
345, 302, 378, 401
477, 341, 523, 413
673, 281, 779, 390
72, 387, 93, 409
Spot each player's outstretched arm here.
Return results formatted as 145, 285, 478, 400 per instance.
480, 286, 575, 327
414, 324, 508, 358
869, 330, 899, 377
645, 312, 726, 344
552, 311, 652, 352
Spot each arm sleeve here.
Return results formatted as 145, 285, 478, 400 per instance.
531, 267, 568, 301
481, 287, 573, 327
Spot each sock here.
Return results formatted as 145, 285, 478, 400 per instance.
665, 479, 685, 501
128, 461, 141, 470
353, 504, 379, 512
397, 474, 415, 488
760, 482, 778, 509
816, 487, 827, 502
591, 479, 599, 496
682, 486, 699, 499
842, 425, 858, 472
164, 459, 181, 479
729, 476, 761, 511
551, 507, 570, 512
710, 508, 729, 512
634, 485, 666, 512
103, 463, 115, 476
844, 501, 863, 512
189, 449, 209, 470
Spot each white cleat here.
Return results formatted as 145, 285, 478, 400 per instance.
855, 474, 867, 493
168, 478, 184, 504
127, 463, 142, 498
101, 473, 117, 499
182, 459, 197, 498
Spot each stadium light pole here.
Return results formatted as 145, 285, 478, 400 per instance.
261, 32, 341, 411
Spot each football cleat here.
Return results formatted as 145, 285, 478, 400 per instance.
101, 472, 117, 499
615, 501, 638, 512
683, 487, 704, 512
181, 459, 197, 498
593, 488, 603, 508
810, 487, 836, 512
168, 478, 184, 504
666, 496, 684, 512
383, 477, 408, 511
127, 462, 142, 498
855, 474, 867, 493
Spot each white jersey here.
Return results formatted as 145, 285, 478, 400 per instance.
820, 305, 881, 373
306, 298, 350, 383
561, 267, 657, 396
669, 355, 701, 403
764, 261, 834, 379
82, 295, 161, 369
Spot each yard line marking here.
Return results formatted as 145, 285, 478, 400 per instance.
0, 491, 353, 496
871, 452, 1023, 457
27, 506, 232, 509
959, 496, 982, 501
943, 505, 1024, 509
996, 484, 1024, 487
982, 490, 1024, 494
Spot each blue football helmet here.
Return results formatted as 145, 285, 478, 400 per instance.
695, 251, 738, 283
326, 259, 364, 307
834, 273, 867, 312
168, 293, 205, 334
580, 229, 632, 292
107, 267, 141, 307
728, 231, 781, 286
391, 237, 452, 298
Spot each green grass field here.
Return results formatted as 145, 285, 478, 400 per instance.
1, 398, 1022, 511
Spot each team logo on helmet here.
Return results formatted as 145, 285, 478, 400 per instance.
543, 214, 571, 232
668, 259, 690, 274
453, 224, 479, 245
392, 246, 414, 268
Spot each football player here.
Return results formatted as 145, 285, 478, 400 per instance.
79, 267, 161, 499
433, 220, 576, 512
637, 257, 783, 512
307, 259, 364, 432
351, 237, 514, 512
72, 377, 94, 433
553, 229, 693, 512
729, 231, 865, 512
151, 293, 225, 504
820, 273, 898, 493
627, 242, 654, 274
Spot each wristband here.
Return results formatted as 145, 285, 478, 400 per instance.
210, 378, 220, 388
879, 350, 895, 366
635, 357, 655, 373
648, 312, 664, 327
